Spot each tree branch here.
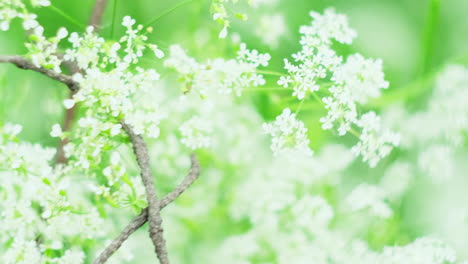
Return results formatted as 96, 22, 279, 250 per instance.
0, 56, 79, 91
89, 0, 109, 31
1, 52, 201, 264
93, 154, 200, 264
121, 122, 170, 264
57, 0, 110, 164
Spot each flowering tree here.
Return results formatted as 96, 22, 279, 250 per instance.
1, 0, 468, 263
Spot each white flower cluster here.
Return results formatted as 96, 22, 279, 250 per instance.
165, 43, 269, 97
383, 65, 468, 184
351, 112, 400, 167
263, 108, 312, 156
380, 237, 457, 264
0, 123, 103, 264
23, 17, 167, 210
58, 17, 164, 137
277, 8, 356, 99
213, 141, 464, 264
179, 116, 213, 150
214, 144, 463, 264
26, 26, 69, 73
346, 183, 392, 218
278, 8, 398, 167
23, 16, 165, 142
0, 0, 49, 31
210, 0, 278, 38
402, 65, 468, 146
211, 0, 246, 38
255, 14, 286, 48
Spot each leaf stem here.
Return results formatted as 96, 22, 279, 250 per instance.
256, 70, 285, 77
110, 0, 118, 38
49, 4, 86, 29
144, 0, 194, 28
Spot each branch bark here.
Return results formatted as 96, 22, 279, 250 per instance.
89, 0, 109, 31
93, 154, 200, 264
121, 122, 170, 264
57, 0, 110, 164
0, 56, 79, 91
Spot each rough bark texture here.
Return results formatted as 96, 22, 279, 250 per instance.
121, 122, 170, 264
93, 154, 200, 264
0, 56, 79, 91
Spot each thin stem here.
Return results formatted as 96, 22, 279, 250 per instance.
295, 98, 305, 115
311, 91, 324, 106
245, 87, 291, 92
110, 0, 118, 39
256, 70, 286, 77
49, 4, 86, 29
418, 0, 440, 77
349, 128, 361, 138
0, 56, 79, 91
144, 0, 194, 28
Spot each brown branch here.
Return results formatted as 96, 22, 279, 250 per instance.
93, 154, 201, 264
89, 0, 109, 31
1, 51, 199, 264
57, 0, 110, 164
0, 56, 79, 91
121, 122, 170, 264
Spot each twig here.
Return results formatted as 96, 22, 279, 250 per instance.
57, 0, 110, 164
55, 91, 77, 164
89, 0, 109, 31
93, 154, 200, 264
121, 122, 170, 264
0, 56, 79, 91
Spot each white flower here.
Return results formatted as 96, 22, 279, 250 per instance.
57, 27, 68, 39
3, 123, 22, 136
306, 8, 357, 44
380, 161, 412, 199
255, 14, 286, 48
352, 112, 400, 167
30, 0, 51, 6
103, 166, 112, 177
290, 196, 334, 229
263, 108, 312, 156
277, 76, 292, 88
346, 183, 392, 218
180, 117, 212, 149
122, 16, 136, 27
0, 21, 10, 31
50, 124, 63, 138
418, 145, 455, 183
219, 26, 228, 39
63, 99, 75, 109
382, 237, 457, 264
110, 124, 122, 136
332, 54, 389, 103
165, 44, 269, 97
149, 44, 165, 58
22, 13, 39, 30
110, 152, 121, 165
